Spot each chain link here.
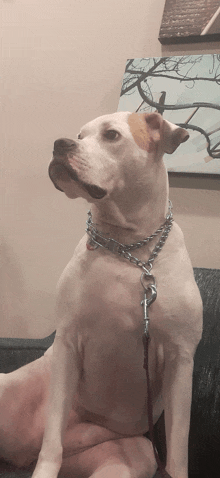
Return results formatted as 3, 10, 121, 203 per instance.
86, 200, 173, 274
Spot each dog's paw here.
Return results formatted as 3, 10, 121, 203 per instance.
164, 467, 188, 478
32, 459, 61, 478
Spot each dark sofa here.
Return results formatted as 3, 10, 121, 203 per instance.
0, 267, 219, 478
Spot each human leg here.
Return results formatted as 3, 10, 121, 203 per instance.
60, 435, 157, 478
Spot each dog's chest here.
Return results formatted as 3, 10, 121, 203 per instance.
71, 245, 149, 331
61, 235, 171, 348
62, 240, 164, 377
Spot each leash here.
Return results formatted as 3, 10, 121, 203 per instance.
86, 203, 174, 478
141, 281, 172, 478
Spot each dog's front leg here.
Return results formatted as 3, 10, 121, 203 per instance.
32, 330, 80, 478
162, 344, 194, 478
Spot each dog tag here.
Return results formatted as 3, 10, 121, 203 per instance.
86, 237, 99, 250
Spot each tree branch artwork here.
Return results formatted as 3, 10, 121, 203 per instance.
118, 55, 220, 174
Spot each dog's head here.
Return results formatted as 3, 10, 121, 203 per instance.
49, 112, 189, 201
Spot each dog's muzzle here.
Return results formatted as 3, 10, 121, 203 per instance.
48, 138, 107, 199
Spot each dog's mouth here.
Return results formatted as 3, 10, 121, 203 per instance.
49, 152, 107, 200
48, 160, 78, 192
81, 183, 107, 199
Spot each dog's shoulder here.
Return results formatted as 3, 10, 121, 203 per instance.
157, 221, 194, 276
167, 221, 188, 252
152, 221, 203, 345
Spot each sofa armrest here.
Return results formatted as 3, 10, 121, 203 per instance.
0, 332, 55, 374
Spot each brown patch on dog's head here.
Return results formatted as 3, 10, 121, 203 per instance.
128, 113, 162, 153
128, 112, 189, 155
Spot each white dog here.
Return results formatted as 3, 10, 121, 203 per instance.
0, 112, 202, 478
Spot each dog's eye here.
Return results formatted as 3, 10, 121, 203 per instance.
104, 130, 120, 141
77, 133, 82, 139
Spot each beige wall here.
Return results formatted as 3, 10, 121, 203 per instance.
1, 0, 220, 338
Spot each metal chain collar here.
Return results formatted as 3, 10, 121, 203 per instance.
86, 200, 173, 332
86, 200, 173, 278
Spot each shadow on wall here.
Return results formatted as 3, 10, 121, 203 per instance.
0, 237, 28, 337
0, 237, 56, 339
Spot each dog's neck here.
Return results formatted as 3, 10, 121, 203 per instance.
88, 157, 169, 244
90, 190, 169, 245
90, 157, 169, 244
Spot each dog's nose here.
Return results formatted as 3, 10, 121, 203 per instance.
53, 138, 77, 154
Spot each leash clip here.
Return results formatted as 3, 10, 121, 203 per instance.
140, 271, 157, 301
141, 271, 157, 336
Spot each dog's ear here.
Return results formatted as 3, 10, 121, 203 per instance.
144, 113, 189, 154
162, 118, 189, 154
128, 112, 189, 154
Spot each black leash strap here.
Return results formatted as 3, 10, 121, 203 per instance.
143, 332, 172, 478
141, 275, 172, 478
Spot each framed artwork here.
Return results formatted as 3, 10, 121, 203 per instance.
159, 0, 220, 44
117, 54, 220, 176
